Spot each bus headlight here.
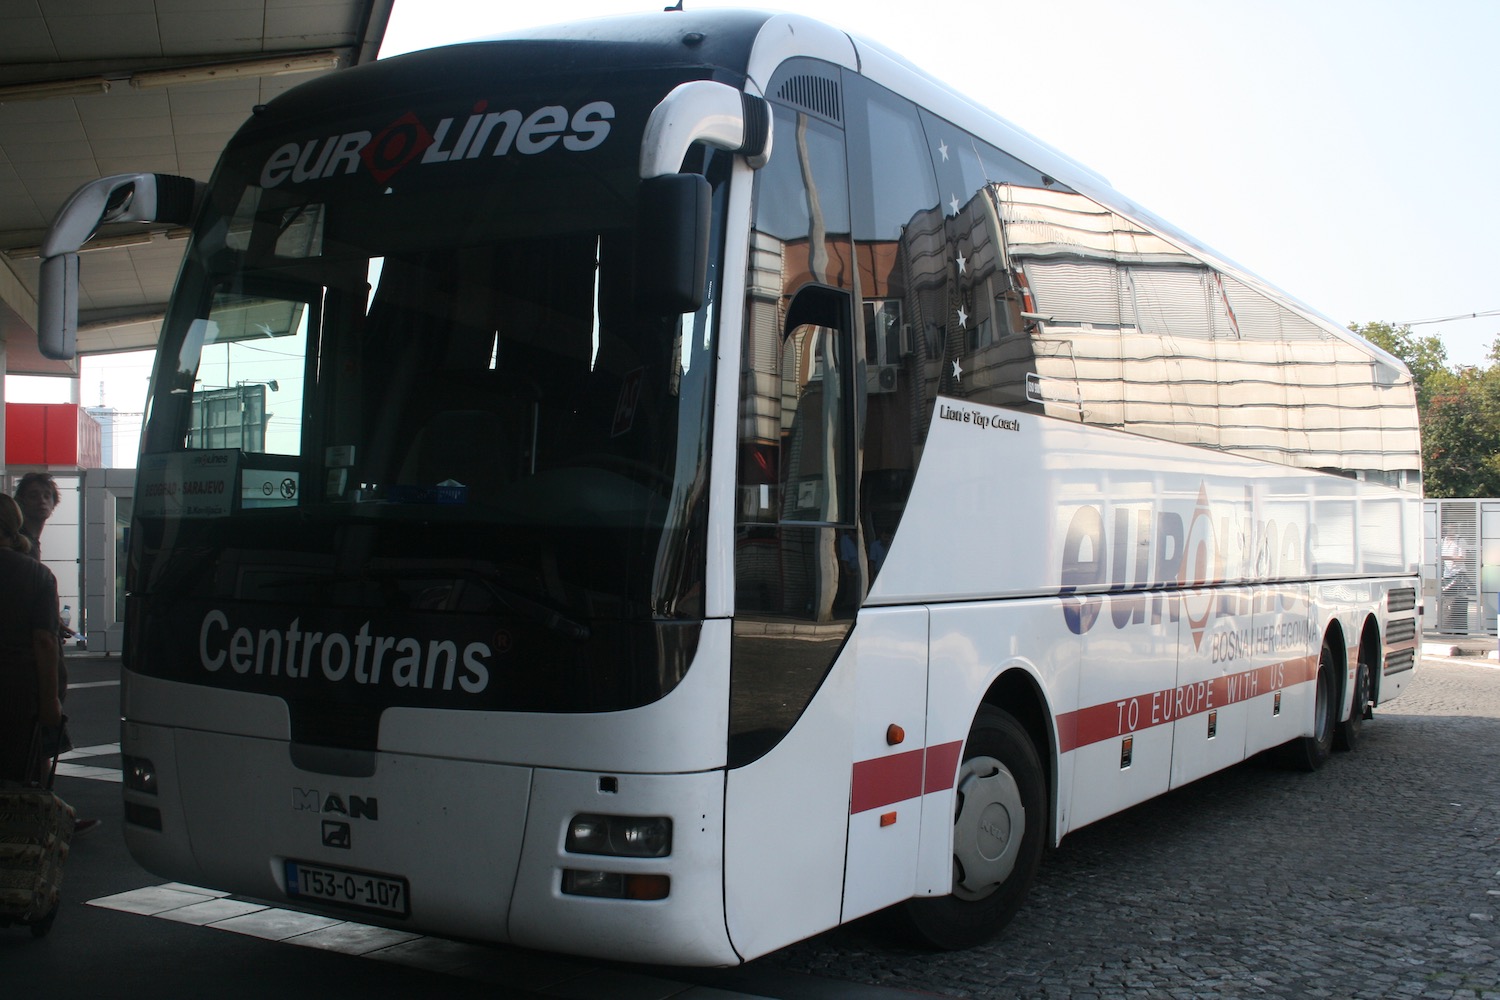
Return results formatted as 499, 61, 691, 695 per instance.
123, 755, 158, 795
566, 814, 672, 858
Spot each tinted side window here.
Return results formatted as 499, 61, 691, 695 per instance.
998, 184, 1421, 482
842, 74, 942, 571
918, 108, 1060, 414
733, 66, 859, 766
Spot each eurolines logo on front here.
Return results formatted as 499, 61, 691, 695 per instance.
198, 610, 491, 693
259, 98, 616, 189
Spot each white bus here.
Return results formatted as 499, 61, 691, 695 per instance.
38, 9, 1421, 965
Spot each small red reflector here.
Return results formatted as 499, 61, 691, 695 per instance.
880, 811, 898, 827
886, 724, 905, 746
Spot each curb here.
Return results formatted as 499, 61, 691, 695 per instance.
1422, 642, 1500, 661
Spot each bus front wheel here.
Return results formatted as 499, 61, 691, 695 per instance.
897, 706, 1045, 950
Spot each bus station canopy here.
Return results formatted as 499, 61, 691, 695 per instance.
0, 1, 393, 377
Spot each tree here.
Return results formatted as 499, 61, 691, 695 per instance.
1351, 322, 1500, 497
1351, 320, 1451, 410
1421, 372, 1500, 497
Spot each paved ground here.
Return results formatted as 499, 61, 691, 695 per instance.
753, 649, 1500, 999
11, 644, 1500, 999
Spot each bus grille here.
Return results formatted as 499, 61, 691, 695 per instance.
1384, 647, 1415, 676
1385, 618, 1417, 644
1387, 588, 1417, 613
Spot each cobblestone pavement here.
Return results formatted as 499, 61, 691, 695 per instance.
757, 657, 1500, 999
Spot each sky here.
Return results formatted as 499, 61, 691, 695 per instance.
13, 0, 1498, 462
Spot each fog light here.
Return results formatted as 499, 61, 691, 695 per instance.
566, 814, 671, 857
125, 802, 162, 830
562, 869, 623, 898
562, 869, 670, 900
123, 755, 158, 795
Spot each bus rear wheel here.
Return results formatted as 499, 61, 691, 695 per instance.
1334, 651, 1371, 752
896, 706, 1045, 950
1285, 638, 1338, 771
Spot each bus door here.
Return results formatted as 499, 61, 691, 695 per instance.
1171, 584, 1256, 787
725, 293, 865, 957
1243, 584, 1319, 757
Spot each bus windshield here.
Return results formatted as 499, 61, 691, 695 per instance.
132, 76, 724, 725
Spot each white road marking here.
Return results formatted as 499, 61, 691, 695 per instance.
57, 742, 123, 782
87, 884, 772, 997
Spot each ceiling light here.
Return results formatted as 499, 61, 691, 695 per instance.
4, 231, 156, 261
0, 77, 111, 103
129, 52, 340, 90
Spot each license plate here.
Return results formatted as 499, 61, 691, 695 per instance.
284, 860, 409, 917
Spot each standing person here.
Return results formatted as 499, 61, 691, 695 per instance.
16, 472, 74, 645
14, 471, 58, 562
12, 473, 97, 833
0, 494, 61, 784
13, 472, 70, 704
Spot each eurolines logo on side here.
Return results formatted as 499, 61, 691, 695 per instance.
259, 99, 616, 189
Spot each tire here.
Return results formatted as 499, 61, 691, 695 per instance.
1286, 639, 1338, 771
1334, 649, 1371, 752
896, 706, 1046, 950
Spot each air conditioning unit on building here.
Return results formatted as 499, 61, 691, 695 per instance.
867, 365, 900, 394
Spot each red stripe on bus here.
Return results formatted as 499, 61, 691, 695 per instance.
850, 740, 965, 815
924, 740, 963, 794
851, 652, 1319, 811
1055, 653, 1319, 753
851, 748, 923, 814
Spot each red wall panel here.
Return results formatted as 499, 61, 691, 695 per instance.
5, 402, 102, 468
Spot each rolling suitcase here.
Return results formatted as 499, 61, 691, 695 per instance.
0, 721, 76, 938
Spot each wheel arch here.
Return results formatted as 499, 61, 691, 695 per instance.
1321, 617, 1350, 717
1359, 612, 1384, 708
978, 667, 1057, 845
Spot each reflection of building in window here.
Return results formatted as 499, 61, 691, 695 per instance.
737, 95, 859, 627
898, 180, 1421, 486
186, 384, 269, 450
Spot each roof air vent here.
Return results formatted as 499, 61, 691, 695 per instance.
776, 74, 842, 125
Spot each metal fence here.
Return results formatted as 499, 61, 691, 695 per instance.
1424, 499, 1498, 636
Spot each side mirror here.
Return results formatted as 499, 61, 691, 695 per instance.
636, 173, 710, 315
37, 172, 203, 360
631, 81, 772, 315
37, 254, 80, 361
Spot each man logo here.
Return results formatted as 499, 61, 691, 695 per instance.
323, 821, 352, 849
294, 788, 379, 821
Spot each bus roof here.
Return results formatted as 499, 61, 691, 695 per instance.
245, 7, 1408, 379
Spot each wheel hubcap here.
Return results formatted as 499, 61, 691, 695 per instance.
952, 755, 1025, 901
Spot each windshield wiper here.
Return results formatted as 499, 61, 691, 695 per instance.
215, 563, 591, 640
469, 572, 591, 640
